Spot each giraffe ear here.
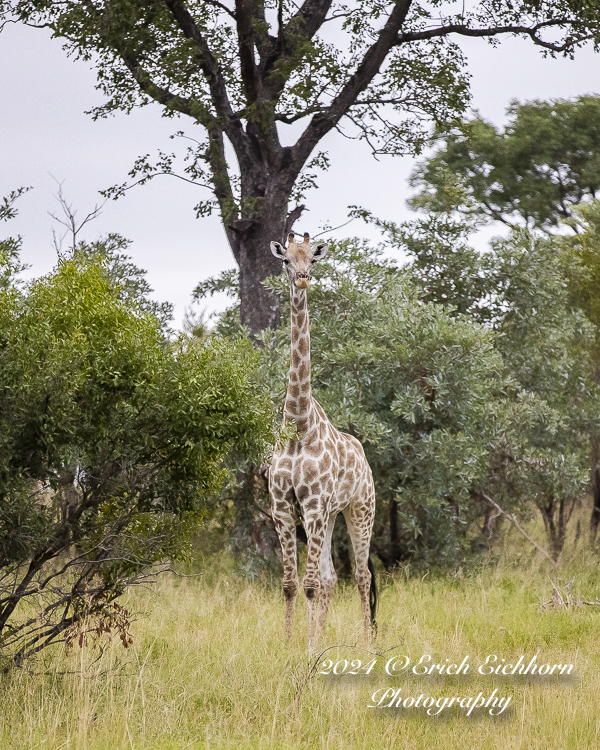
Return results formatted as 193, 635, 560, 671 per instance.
270, 241, 286, 259
312, 242, 328, 261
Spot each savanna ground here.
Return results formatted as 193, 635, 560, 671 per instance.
2, 506, 600, 750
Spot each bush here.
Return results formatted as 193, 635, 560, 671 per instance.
0, 246, 275, 661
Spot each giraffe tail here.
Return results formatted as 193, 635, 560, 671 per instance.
368, 556, 377, 631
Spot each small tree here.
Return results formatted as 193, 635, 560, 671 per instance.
0, 242, 274, 661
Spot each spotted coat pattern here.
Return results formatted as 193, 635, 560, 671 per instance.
268, 233, 376, 650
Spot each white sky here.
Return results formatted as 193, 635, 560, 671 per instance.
1, 22, 599, 327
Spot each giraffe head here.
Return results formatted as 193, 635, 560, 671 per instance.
270, 232, 328, 289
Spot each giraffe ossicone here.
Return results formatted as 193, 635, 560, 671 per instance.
268, 232, 377, 651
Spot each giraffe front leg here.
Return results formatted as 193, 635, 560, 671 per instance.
272, 503, 299, 639
303, 516, 326, 653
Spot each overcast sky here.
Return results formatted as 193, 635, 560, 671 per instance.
1, 22, 599, 326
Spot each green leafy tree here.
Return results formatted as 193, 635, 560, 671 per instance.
357, 205, 597, 558
350, 208, 495, 319
74, 234, 175, 330
410, 95, 600, 230
2, 1, 598, 334
0, 240, 274, 661
397, 96, 600, 550
486, 231, 595, 558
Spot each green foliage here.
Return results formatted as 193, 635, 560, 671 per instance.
3, 0, 596, 243
5, 1, 599, 334
561, 199, 600, 337
0, 240, 275, 660
71, 234, 175, 329
350, 208, 494, 319
410, 95, 600, 230
403, 95, 600, 549
200, 226, 599, 564
359, 202, 598, 558
0, 188, 29, 292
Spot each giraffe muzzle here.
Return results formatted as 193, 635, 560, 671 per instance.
295, 274, 310, 289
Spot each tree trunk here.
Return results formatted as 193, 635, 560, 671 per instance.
589, 364, 600, 542
590, 440, 600, 542
540, 495, 576, 562
227, 186, 300, 336
389, 497, 402, 568
236, 222, 286, 334
231, 465, 281, 569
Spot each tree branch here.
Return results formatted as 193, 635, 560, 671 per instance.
203, 0, 237, 21
483, 494, 558, 568
285, 203, 306, 237
289, 0, 412, 175
396, 19, 593, 54
234, 0, 262, 105
162, 0, 236, 120
119, 53, 198, 119
261, 0, 334, 100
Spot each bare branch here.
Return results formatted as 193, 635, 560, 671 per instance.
313, 217, 355, 238
203, 0, 237, 20
275, 106, 327, 124
285, 203, 306, 237
483, 494, 558, 568
48, 178, 106, 252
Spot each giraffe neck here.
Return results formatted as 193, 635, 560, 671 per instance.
285, 284, 314, 433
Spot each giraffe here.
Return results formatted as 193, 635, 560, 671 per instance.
268, 231, 377, 651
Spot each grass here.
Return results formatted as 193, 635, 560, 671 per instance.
2, 529, 600, 749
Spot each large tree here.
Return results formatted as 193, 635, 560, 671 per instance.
405, 95, 600, 543
2, 1, 599, 334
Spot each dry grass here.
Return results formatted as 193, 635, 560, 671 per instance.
2, 525, 600, 749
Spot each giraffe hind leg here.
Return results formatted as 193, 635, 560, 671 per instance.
343, 501, 375, 648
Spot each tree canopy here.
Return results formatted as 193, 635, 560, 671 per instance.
409, 94, 600, 230
2, 0, 599, 333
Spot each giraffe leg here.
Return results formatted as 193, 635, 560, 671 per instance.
315, 513, 338, 644
302, 514, 327, 653
272, 505, 299, 639
343, 499, 375, 648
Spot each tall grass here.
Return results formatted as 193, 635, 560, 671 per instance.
1, 523, 600, 749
